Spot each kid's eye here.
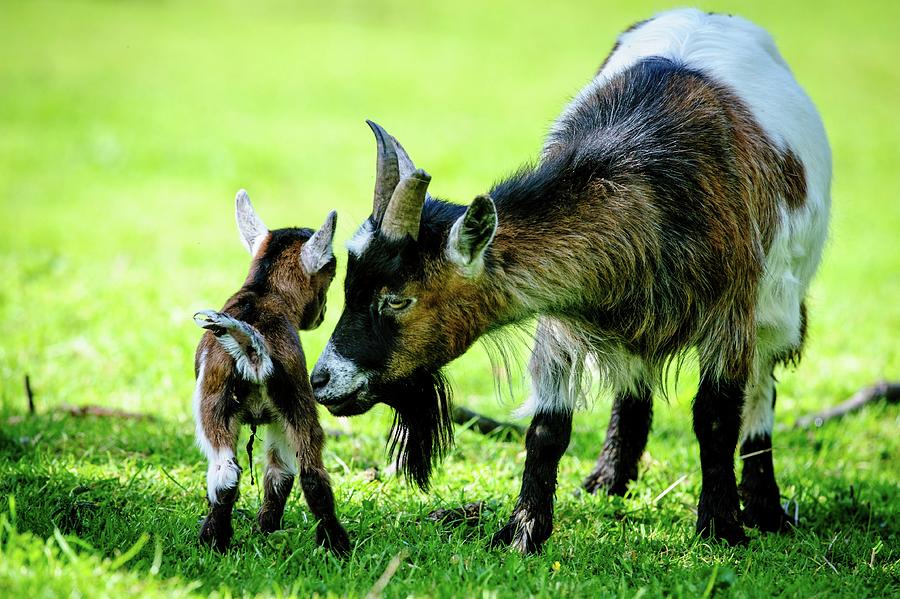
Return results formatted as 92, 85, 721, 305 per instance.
384, 297, 415, 312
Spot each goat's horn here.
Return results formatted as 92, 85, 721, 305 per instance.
381, 169, 431, 241
367, 120, 400, 223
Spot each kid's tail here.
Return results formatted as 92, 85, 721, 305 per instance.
194, 310, 273, 383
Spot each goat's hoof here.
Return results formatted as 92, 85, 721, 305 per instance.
696, 513, 748, 546
582, 470, 628, 497
742, 501, 794, 533
489, 511, 550, 555
316, 522, 350, 556
257, 509, 283, 534
488, 522, 514, 549
199, 516, 233, 553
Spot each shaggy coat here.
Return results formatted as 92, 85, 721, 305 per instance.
192, 191, 348, 554
312, 9, 830, 553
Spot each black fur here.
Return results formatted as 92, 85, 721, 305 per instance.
583, 386, 653, 495
382, 370, 454, 491
258, 475, 293, 534
739, 385, 792, 531
199, 483, 240, 553
490, 410, 572, 554
300, 469, 350, 555
693, 375, 747, 545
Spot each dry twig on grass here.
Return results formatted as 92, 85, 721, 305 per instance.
58, 404, 158, 421
795, 380, 900, 429
24, 374, 35, 414
427, 501, 486, 527
451, 406, 525, 440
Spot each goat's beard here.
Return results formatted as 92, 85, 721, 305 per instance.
381, 370, 454, 491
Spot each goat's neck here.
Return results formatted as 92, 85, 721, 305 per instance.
479, 164, 625, 327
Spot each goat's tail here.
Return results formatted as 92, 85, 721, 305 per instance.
193, 310, 274, 383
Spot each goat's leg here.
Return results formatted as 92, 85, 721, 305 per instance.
491, 319, 575, 554
693, 374, 747, 545
739, 362, 792, 532
491, 409, 572, 554
257, 423, 296, 533
298, 458, 350, 555
290, 418, 349, 554
196, 411, 241, 552
270, 374, 350, 554
265, 344, 349, 555
583, 385, 653, 495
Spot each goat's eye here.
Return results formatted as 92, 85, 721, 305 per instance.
384, 297, 415, 312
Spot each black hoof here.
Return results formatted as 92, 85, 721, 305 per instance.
316, 522, 350, 556
257, 507, 284, 534
489, 522, 514, 549
742, 501, 794, 533
199, 515, 233, 553
697, 513, 748, 546
582, 469, 629, 496
489, 511, 550, 555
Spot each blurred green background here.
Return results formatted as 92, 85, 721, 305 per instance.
1, 1, 897, 597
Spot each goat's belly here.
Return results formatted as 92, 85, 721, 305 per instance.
755, 192, 829, 354
596, 9, 832, 353
238, 385, 277, 426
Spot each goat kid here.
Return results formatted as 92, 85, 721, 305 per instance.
311, 8, 830, 554
192, 190, 348, 554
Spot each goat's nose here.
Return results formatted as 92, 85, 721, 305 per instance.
310, 367, 330, 392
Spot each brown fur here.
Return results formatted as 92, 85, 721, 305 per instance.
383, 67, 807, 386
194, 223, 348, 554
318, 53, 820, 553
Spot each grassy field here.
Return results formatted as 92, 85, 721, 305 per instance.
1, 0, 898, 596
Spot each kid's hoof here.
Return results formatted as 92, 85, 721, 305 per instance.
742, 501, 794, 533
257, 508, 283, 534
199, 516, 233, 553
316, 522, 350, 556
489, 511, 550, 555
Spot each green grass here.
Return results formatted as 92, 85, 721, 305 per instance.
1, 0, 898, 596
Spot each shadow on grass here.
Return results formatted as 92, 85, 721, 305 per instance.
1, 412, 897, 596
1, 412, 197, 465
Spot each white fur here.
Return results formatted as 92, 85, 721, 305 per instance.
346, 220, 375, 257
519, 318, 657, 417
216, 332, 273, 383
740, 357, 776, 442
529, 9, 831, 416
445, 215, 471, 271
193, 351, 214, 460
206, 447, 241, 504
310, 341, 369, 402
235, 189, 269, 257
301, 210, 337, 273
265, 424, 297, 492
194, 350, 242, 504
517, 318, 592, 417
194, 310, 274, 383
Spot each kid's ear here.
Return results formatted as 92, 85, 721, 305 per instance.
301, 210, 337, 273
235, 189, 269, 255
445, 194, 497, 276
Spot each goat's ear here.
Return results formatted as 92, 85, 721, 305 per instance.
301, 210, 337, 273
235, 189, 269, 256
445, 194, 497, 275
